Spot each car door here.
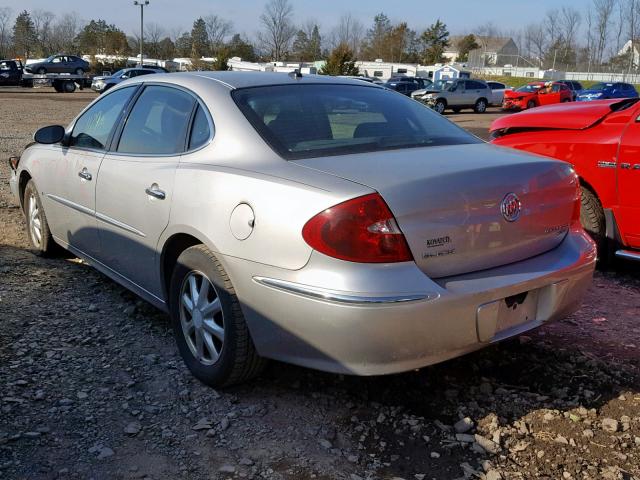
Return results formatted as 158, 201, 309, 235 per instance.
94, 84, 197, 298
448, 81, 465, 106
42, 86, 137, 258
538, 84, 562, 105
615, 113, 640, 248
49, 56, 64, 73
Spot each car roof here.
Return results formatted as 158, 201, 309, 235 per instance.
129, 71, 386, 90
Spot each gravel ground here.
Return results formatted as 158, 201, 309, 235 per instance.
1, 87, 639, 480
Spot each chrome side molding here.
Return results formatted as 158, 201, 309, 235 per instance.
253, 276, 438, 305
615, 250, 640, 262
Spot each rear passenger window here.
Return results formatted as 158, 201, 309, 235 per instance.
117, 85, 195, 155
189, 105, 211, 150
70, 86, 135, 150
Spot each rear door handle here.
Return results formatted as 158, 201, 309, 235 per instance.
78, 168, 92, 181
145, 183, 166, 200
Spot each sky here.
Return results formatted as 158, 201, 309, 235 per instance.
6, 0, 590, 39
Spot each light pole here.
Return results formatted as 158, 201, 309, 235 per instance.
134, 1, 149, 67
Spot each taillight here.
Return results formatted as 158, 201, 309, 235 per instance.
302, 193, 413, 263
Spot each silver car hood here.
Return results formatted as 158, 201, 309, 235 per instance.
294, 144, 577, 278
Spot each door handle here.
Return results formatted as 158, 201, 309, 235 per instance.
145, 184, 166, 200
78, 168, 92, 181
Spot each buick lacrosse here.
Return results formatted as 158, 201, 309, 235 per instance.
9, 72, 596, 387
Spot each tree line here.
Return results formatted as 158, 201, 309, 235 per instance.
1, 0, 640, 74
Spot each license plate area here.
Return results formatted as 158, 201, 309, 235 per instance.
497, 290, 539, 332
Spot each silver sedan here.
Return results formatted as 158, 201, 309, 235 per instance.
9, 72, 597, 387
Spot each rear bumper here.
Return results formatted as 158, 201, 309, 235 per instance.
223, 229, 596, 376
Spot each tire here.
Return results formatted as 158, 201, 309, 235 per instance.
169, 245, 266, 388
53, 83, 63, 93
474, 98, 488, 113
580, 186, 607, 259
434, 99, 447, 114
74, 68, 84, 75
37, 67, 46, 74
62, 81, 76, 93
23, 180, 58, 256
561, 98, 571, 103
527, 100, 536, 109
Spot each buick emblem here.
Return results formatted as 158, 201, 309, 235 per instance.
500, 193, 521, 222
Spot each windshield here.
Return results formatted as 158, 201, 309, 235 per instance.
432, 80, 453, 91
111, 69, 125, 77
591, 83, 613, 90
232, 84, 480, 160
45, 55, 56, 62
516, 84, 543, 93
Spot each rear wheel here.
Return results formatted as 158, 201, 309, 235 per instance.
434, 99, 447, 114
169, 245, 266, 387
474, 98, 488, 113
580, 186, 607, 260
23, 180, 58, 256
62, 81, 76, 93
526, 100, 536, 109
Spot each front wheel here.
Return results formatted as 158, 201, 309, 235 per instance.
434, 99, 446, 114
169, 245, 266, 388
580, 186, 607, 260
474, 98, 488, 113
526, 100, 536, 109
23, 180, 57, 256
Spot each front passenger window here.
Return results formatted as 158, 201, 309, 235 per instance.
117, 85, 195, 155
70, 86, 135, 150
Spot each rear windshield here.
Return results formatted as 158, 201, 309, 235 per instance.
232, 84, 480, 160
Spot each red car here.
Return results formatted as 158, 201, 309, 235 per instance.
502, 82, 573, 111
490, 98, 640, 263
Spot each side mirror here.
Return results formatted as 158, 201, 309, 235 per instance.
34, 125, 65, 144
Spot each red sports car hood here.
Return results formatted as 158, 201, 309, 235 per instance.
491, 99, 626, 132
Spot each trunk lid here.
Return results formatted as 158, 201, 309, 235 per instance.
294, 144, 577, 278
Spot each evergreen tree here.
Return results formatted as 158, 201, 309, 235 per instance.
227, 33, 257, 61
175, 32, 192, 57
362, 13, 392, 60
190, 18, 209, 58
13, 10, 37, 59
76, 20, 128, 55
420, 19, 449, 65
308, 25, 322, 60
456, 34, 479, 62
292, 30, 310, 61
157, 37, 176, 60
320, 42, 358, 76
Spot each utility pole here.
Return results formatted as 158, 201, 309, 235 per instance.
134, 1, 149, 67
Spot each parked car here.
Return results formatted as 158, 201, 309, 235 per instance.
486, 81, 512, 105
91, 68, 159, 93
502, 82, 573, 111
576, 82, 638, 101
410, 79, 451, 99
383, 79, 421, 96
25, 55, 90, 75
387, 76, 431, 89
414, 78, 492, 113
490, 98, 640, 262
556, 80, 584, 100
0, 59, 23, 86
9, 72, 596, 387
141, 64, 169, 73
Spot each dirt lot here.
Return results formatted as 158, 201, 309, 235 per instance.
1, 87, 639, 480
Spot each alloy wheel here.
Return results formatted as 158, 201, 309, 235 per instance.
28, 193, 42, 248
179, 271, 225, 366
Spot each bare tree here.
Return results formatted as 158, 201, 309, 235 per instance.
524, 23, 546, 66
146, 22, 164, 58
51, 12, 80, 53
0, 7, 12, 59
258, 0, 296, 61
330, 13, 364, 56
204, 14, 233, 55
32, 9, 56, 56
593, 0, 616, 65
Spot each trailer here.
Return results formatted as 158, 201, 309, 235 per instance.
21, 72, 92, 93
